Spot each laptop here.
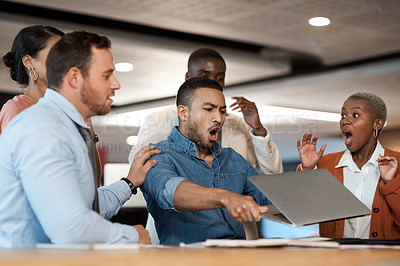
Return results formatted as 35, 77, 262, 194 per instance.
249, 169, 371, 227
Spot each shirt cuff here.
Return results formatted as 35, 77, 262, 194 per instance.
296, 164, 303, 171
161, 176, 187, 210
250, 129, 273, 153
117, 223, 140, 243
250, 127, 269, 139
296, 164, 318, 171
107, 180, 132, 203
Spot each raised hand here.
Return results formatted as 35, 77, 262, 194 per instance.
127, 145, 161, 187
377, 155, 398, 184
296, 131, 327, 170
230, 96, 266, 137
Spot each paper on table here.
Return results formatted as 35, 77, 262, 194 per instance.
339, 244, 400, 250
204, 238, 339, 248
36, 243, 141, 250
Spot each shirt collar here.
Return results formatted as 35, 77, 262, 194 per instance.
169, 127, 221, 157
336, 141, 384, 170
43, 89, 88, 129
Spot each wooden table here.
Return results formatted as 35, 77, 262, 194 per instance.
1, 247, 400, 266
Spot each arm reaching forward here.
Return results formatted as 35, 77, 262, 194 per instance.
173, 180, 268, 223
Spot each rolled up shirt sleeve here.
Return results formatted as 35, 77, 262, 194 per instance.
141, 152, 188, 211
98, 181, 132, 220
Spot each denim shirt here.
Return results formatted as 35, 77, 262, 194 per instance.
141, 127, 271, 245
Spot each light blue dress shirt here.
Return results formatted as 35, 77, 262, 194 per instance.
141, 127, 271, 245
0, 89, 138, 248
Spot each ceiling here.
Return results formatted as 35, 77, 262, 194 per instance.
1, 0, 400, 162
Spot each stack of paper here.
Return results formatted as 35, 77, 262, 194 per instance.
204, 238, 339, 248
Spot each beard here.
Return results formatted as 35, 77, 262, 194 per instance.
187, 120, 215, 150
81, 80, 110, 116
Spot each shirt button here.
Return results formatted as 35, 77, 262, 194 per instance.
373, 207, 379, 213
372, 231, 378, 237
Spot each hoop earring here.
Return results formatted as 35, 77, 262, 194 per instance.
28, 67, 39, 81
373, 128, 378, 138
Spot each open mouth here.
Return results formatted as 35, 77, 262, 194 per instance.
209, 127, 221, 142
342, 129, 353, 146
107, 95, 115, 103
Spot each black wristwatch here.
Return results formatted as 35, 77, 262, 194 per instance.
120, 177, 138, 195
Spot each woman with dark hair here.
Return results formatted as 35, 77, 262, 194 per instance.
0, 25, 64, 133
297, 92, 399, 239
1, 25, 103, 185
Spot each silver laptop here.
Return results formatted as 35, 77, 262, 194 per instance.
249, 169, 371, 227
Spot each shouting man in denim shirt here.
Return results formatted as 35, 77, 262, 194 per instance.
141, 77, 271, 245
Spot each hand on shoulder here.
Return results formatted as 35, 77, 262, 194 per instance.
127, 145, 161, 187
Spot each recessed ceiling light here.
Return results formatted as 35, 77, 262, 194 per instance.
115, 62, 133, 72
308, 17, 331, 27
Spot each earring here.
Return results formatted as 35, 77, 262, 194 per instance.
373, 128, 378, 138
28, 67, 39, 81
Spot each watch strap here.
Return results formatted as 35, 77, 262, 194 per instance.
120, 177, 138, 195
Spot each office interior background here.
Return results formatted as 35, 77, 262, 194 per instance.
1, 0, 400, 238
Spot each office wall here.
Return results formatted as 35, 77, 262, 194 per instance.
380, 128, 400, 152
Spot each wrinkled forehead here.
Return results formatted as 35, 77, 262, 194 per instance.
193, 87, 225, 104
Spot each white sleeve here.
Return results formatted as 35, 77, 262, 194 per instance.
250, 129, 283, 174
128, 106, 178, 164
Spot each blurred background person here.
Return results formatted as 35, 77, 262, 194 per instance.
1, 25, 64, 133
1, 25, 104, 184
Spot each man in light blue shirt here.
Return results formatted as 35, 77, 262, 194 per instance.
141, 77, 271, 245
0, 31, 159, 248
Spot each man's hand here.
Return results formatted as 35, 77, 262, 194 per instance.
221, 191, 268, 223
230, 96, 266, 137
296, 131, 326, 170
173, 181, 268, 223
127, 145, 161, 187
132, 224, 151, 244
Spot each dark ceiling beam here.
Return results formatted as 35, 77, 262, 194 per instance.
229, 52, 400, 88
110, 53, 400, 111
